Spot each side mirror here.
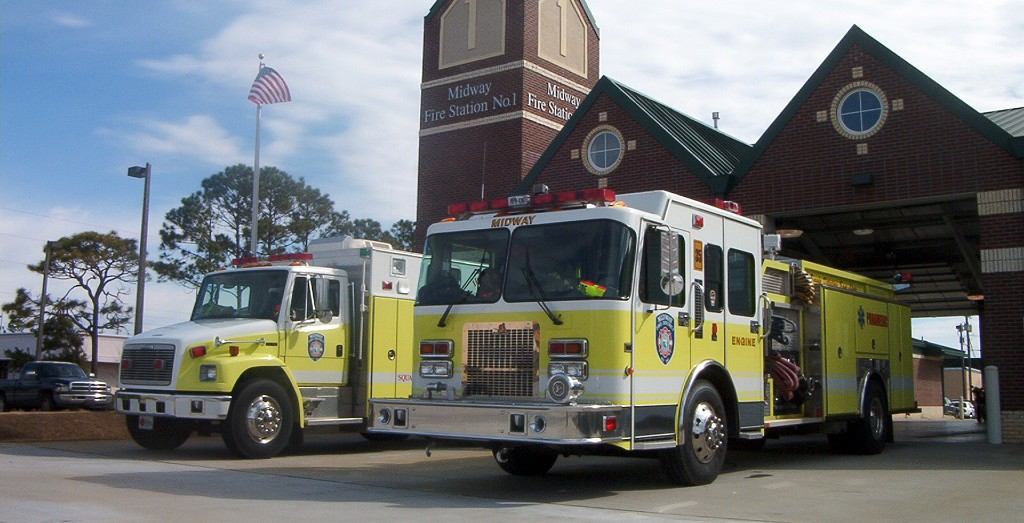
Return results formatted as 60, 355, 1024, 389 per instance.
22, 369, 38, 380
659, 230, 685, 297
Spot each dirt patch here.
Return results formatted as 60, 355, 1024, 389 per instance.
0, 411, 129, 441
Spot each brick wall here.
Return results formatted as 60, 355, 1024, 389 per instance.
416, 0, 601, 248
914, 356, 944, 407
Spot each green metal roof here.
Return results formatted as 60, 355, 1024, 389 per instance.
913, 338, 964, 359
516, 76, 752, 195
425, 0, 600, 37
985, 107, 1024, 137
727, 25, 1024, 193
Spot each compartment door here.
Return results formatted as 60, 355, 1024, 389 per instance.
821, 289, 859, 416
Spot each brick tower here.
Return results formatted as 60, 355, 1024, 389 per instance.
416, 0, 600, 247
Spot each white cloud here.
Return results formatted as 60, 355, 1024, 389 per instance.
100, 115, 247, 166
52, 13, 92, 28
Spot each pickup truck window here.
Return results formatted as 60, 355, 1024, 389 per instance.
35, 363, 88, 379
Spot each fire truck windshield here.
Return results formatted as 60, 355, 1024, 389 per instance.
505, 220, 635, 301
417, 220, 635, 305
417, 229, 509, 306
192, 270, 289, 321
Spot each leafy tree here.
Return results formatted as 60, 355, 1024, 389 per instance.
155, 165, 351, 286
154, 164, 417, 288
28, 232, 137, 374
2, 347, 34, 372
2, 288, 89, 367
384, 219, 416, 251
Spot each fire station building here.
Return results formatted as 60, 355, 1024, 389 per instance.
415, 1, 1024, 441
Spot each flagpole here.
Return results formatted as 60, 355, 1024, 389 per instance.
250, 54, 264, 256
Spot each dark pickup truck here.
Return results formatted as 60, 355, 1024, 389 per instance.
0, 361, 113, 411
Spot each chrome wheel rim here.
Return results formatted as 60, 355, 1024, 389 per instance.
868, 396, 885, 441
245, 394, 282, 444
690, 402, 725, 464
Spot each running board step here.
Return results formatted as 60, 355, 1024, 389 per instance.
305, 417, 365, 427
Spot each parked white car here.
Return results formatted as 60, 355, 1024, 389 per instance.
944, 398, 975, 419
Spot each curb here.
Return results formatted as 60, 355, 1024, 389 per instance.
0, 411, 129, 442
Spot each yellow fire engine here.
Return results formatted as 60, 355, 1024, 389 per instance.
116, 237, 420, 458
369, 188, 916, 485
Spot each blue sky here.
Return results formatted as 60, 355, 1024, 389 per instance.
2, 1, 1020, 352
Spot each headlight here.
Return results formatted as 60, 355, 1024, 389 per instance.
55, 384, 69, 392
419, 360, 452, 378
549, 361, 588, 380
199, 364, 218, 382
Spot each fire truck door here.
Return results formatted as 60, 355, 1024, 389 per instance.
633, 225, 691, 437
283, 275, 348, 387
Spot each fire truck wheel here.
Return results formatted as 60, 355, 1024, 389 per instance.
660, 380, 727, 486
222, 379, 294, 459
847, 381, 888, 455
125, 415, 191, 451
493, 446, 558, 476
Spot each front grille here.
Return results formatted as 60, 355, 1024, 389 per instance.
69, 381, 108, 393
120, 344, 176, 386
463, 322, 538, 398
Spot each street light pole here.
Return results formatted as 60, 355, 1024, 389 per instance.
35, 241, 55, 360
128, 163, 152, 335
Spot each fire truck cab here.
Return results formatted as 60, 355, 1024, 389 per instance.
369, 188, 915, 485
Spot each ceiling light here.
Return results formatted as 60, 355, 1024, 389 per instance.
967, 294, 984, 301
852, 228, 874, 236
777, 229, 803, 239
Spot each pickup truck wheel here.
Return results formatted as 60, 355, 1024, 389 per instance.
222, 379, 293, 459
39, 393, 57, 411
125, 415, 191, 450
660, 380, 727, 486
492, 447, 558, 476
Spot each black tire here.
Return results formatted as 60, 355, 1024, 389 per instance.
221, 379, 294, 459
847, 381, 889, 454
660, 380, 728, 486
492, 446, 559, 476
39, 393, 57, 411
125, 415, 191, 451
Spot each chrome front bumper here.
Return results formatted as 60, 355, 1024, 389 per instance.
57, 392, 113, 409
115, 390, 232, 420
368, 398, 628, 445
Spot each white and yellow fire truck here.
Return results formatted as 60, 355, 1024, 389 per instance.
368, 188, 916, 485
116, 237, 421, 458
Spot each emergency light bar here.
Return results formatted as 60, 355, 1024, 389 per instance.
448, 188, 617, 218
708, 198, 743, 215
231, 252, 313, 267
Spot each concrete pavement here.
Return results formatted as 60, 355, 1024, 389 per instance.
0, 418, 1019, 523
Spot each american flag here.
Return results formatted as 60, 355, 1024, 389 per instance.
248, 66, 291, 105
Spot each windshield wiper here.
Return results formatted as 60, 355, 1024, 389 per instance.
437, 267, 480, 327
521, 257, 563, 325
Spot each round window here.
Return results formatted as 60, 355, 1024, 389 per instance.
831, 82, 888, 139
583, 126, 624, 175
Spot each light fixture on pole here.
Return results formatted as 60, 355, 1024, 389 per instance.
128, 163, 152, 335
